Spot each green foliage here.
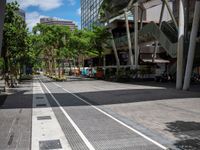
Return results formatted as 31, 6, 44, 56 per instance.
2, 1, 31, 79
31, 21, 111, 78
33, 23, 72, 77
90, 25, 110, 57
0, 58, 4, 70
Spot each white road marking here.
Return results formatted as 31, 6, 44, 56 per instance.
52, 82, 168, 150
32, 80, 71, 150
39, 79, 95, 150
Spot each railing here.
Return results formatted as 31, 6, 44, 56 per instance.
108, 22, 178, 58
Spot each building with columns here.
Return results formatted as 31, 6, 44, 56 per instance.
83, 0, 200, 90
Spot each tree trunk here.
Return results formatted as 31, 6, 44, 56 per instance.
49, 59, 52, 75
3, 56, 9, 88
58, 60, 61, 78
61, 60, 65, 77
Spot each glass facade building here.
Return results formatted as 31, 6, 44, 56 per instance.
81, 0, 103, 29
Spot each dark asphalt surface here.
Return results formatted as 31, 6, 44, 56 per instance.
40, 76, 165, 150
1, 75, 199, 150
0, 81, 32, 150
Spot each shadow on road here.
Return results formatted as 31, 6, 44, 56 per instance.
165, 121, 200, 150
1, 88, 200, 109
1, 78, 200, 109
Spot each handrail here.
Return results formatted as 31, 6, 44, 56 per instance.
112, 22, 177, 58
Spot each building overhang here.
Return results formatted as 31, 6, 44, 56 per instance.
99, 0, 170, 23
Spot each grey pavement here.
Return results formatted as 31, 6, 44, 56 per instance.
51, 76, 200, 150
0, 75, 200, 150
0, 81, 32, 150
41, 76, 164, 150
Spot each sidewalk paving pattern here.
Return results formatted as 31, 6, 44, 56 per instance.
0, 75, 200, 150
0, 81, 32, 150
41, 78, 164, 150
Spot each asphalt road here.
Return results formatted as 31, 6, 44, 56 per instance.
1, 75, 199, 150
37, 75, 168, 150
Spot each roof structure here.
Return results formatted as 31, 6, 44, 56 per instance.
99, 0, 165, 22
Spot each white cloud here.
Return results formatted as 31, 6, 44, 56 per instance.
26, 12, 78, 31
7, 0, 63, 11
67, 0, 76, 6
76, 8, 81, 16
74, 21, 81, 29
26, 11, 45, 31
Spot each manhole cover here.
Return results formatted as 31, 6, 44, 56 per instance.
37, 116, 52, 120
36, 97, 44, 99
39, 139, 62, 150
36, 104, 46, 107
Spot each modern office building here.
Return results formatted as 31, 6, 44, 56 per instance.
81, 0, 103, 29
40, 17, 77, 30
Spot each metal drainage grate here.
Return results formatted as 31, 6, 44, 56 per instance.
37, 116, 52, 120
36, 104, 46, 107
39, 139, 62, 150
36, 97, 44, 99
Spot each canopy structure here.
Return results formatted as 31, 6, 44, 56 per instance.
0, 0, 6, 56
99, 0, 163, 22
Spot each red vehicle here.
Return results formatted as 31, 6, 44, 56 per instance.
95, 68, 104, 79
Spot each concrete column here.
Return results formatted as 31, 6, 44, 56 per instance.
140, 9, 144, 30
134, 2, 139, 68
105, 11, 120, 72
163, 0, 178, 29
152, 1, 165, 62
176, 0, 185, 89
0, 0, 6, 55
183, 0, 200, 90
124, 10, 134, 69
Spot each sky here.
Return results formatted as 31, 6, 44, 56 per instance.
7, 0, 81, 31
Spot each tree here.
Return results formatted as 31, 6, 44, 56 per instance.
33, 24, 72, 78
89, 25, 111, 66
2, 2, 30, 87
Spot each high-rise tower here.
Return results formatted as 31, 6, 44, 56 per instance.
81, 0, 103, 29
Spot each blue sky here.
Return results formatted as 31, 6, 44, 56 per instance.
8, 0, 81, 31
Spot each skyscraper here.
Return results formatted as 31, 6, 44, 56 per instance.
81, 0, 103, 29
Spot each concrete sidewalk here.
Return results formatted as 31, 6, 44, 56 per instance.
0, 80, 32, 150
